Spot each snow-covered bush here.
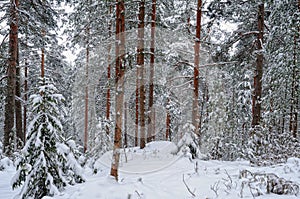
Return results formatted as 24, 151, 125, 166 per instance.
87, 118, 112, 173
246, 126, 300, 166
239, 169, 299, 196
12, 78, 84, 198
175, 123, 201, 159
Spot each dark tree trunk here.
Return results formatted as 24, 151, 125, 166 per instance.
135, 69, 139, 146
147, 0, 156, 143
23, 52, 28, 143
251, 4, 264, 128
15, 58, 23, 148
289, 1, 299, 137
138, 0, 146, 149
192, 0, 202, 137
3, 0, 19, 155
124, 102, 128, 147
166, 100, 171, 141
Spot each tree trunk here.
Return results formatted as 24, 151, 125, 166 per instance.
106, 4, 112, 135
147, 0, 156, 143
289, 1, 299, 137
251, 3, 264, 128
135, 67, 139, 146
138, 0, 146, 149
166, 100, 171, 141
23, 50, 28, 143
15, 54, 23, 148
3, 0, 19, 155
111, 0, 125, 181
84, 26, 89, 153
41, 30, 45, 79
192, 0, 202, 137
124, 102, 128, 147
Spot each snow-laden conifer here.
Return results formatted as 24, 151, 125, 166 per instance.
12, 78, 84, 198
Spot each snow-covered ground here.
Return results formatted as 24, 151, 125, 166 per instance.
1, 141, 300, 199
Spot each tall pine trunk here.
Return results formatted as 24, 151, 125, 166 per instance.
251, 3, 264, 128
138, 0, 146, 149
15, 51, 23, 148
147, 0, 156, 143
106, 4, 112, 135
23, 46, 28, 144
3, 0, 19, 155
192, 0, 202, 137
111, 0, 125, 181
84, 25, 90, 153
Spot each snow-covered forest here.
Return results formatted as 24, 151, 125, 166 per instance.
0, 0, 299, 198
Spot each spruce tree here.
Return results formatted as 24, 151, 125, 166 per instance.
12, 78, 84, 198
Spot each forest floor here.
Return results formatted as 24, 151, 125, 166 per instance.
1, 141, 300, 199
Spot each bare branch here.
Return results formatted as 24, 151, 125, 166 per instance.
182, 174, 196, 197
0, 75, 7, 83
210, 181, 220, 197
0, 33, 9, 49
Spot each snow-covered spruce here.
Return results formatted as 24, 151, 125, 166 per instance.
175, 123, 201, 160
12, 78, 84, 198
86, 118, 112, 173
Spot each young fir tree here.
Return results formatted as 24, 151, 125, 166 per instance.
12, 78, 84, 198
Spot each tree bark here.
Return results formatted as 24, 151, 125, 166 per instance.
192, 0, 202, 137
106, 3, 112, 135
166, 99, 171, 141
289, 1, 299, 137
15, 53, 23, 148
138, 0, 146, 149
23, 55, 28, 143
147, 0, 156, 143
111, 0, 125, 181
251, 3, 264, 128
3, 0, 19, 155
124, 102, 128, 147
84, 26, 89, 153
41, 30, 45, 79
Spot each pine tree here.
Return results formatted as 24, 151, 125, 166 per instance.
3, 0, 19, 155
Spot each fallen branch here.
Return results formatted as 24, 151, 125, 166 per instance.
183, 174, 196, 197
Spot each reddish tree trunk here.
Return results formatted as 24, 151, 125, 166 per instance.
135, 70, 139, 146
251, 4, 264, 128
192, 0, 202, 137
147, 0, 156, 143
111, 0, 125, 181
3, 0, 19, 155
106, 4, 112, 135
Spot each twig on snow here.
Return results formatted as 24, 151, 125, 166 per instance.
183, 174, 196, 197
